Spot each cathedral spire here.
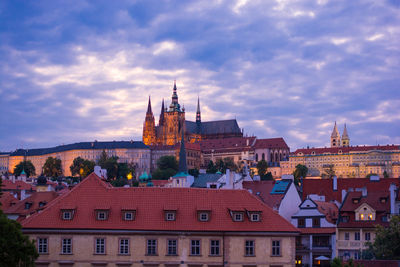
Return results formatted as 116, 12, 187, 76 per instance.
146, 96, 153, 115
159, 98, 165, 126
169, 80, 180, 111
196, 96, 201, 124
178, 130, 188, 174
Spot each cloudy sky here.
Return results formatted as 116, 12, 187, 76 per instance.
1, 0, 399, 152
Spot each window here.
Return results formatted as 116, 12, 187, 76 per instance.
37, 238, 48, 254
165, 211, 176, 221
147, 239, 157, 255
232, 212, 244, 222
119, 239, 129, 255
313, 218, 320, 228
167, 239, 177, 255
250, 213, 260, 222
96, 210, 108, 220
61, 238, 72, 254
95, 238, 106, 254
199, 212, 209, 222
355, 232, 360, 241
62, 211, 72, 220
298, 218, 305, 228
345, 232, 350, 240
382, 215, 388, 222
123, 211, 135, 221
210, 240, 220, 256
365, 232, 371, 241
190, 240, 201, 256
272, 240, 281, 256
245, 240, 255, 256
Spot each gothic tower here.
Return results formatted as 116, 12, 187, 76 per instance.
142, 96, 156, 145
164, 81, 186, 145
331, 121, 341, 148
341, 123, 350, 147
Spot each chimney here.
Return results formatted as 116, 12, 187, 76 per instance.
11, 175, 15, 183
226, 169, 232, 189
389, 184, 397, 215
246, 138, 249, 146
333, 176, 338, 191
342, 189, 347, 203
361, 187, 367, 197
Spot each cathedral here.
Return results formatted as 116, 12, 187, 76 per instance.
143, 81, 243, 146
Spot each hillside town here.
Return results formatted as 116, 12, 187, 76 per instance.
1, 84, 400, 267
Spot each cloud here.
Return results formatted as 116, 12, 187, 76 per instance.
0, 0, 399, 152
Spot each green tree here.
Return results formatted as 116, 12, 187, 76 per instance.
256, 160, 268, 178
293, 164, 308, 185
331, 257, 343, 267
42, 157, 62, 178
110, 177, 128, 187
261, 172, 273, 181
0, 180, 38, 266
223, 158, 238, 172
96, 151, 119, 180
70, 157, 95, 179
13, 161, 36, 177
152, 156, 178, 180
383, 171, 389, 178
206, 160, 217, 174
366, 215, 400, 259
322, 164, 335, 178
188, 168, 199, 177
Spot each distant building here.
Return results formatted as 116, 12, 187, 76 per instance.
281, 144, 400, 178
143, 81, 243, 146
6, 141, 151, 177
22, 172, 299, 266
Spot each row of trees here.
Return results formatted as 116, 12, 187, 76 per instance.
12, 151, 137, 183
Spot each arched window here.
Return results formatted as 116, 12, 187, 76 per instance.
255, 154, 258, 162
262, 153, 265, 161
271, 153, 274, 162
280, 153, 282, 161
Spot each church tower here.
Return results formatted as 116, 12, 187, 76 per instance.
341, 123, 350, 147
331, 121, 341, 147
164, 81, 186, 145
142, 96, 156, 145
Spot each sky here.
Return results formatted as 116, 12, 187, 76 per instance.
1, 0, 400, 152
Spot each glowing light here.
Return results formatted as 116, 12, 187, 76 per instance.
127, 172, 133, 180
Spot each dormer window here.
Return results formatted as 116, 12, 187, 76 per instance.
249, 212, 261, 222
198, 212, 210, 222
24, 202, 32, 210
165, 211, 176, 221
61, 209, 75, 220
231, 211, 244, 222
123, 210, 136, 221
352, 198, 359, 204
96, 210, 109, 221
38, 201, 46, 208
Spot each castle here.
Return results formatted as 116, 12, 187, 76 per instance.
143, 81, 243, 145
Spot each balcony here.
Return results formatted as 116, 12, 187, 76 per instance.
337, 240, 368, 249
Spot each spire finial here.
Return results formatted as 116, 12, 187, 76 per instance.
146, 95, 153, 114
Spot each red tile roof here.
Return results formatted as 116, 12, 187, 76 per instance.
302, 178, 400, 203
292, 144, 399, 155
242, 181, 285, 210
299, 227, 336, 234
253, 138, 289, 149
338, 191, 390, 228
5, 191, 60, 221
199, 137, 256, 153
22, 173, 298, 233
150, 142, 201, 151
0, 192, 18, 210
2, 180, 36, 191
314, 201, 338, 224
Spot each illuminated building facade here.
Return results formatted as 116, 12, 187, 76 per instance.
143, 81, 243, 146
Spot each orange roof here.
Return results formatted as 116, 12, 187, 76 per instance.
2, 180, 36, 191
199, 137, 256, 153
299, 227, 336, 234
5, 191, 60, 222
292, 144, 399, 155
0, 192, 18, 210
22, 173, 298, 233
314, 201, 338, 224
302, 178, 400, 203
242, 181, 286, 210
253, 138, 289, 149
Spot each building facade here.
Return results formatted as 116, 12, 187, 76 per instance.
143, 81, 243, 146
5, 141, 151, 177
23, 173, 299, 267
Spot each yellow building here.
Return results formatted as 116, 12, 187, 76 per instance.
6, 141, 151, 177
23, 173, 299, 267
